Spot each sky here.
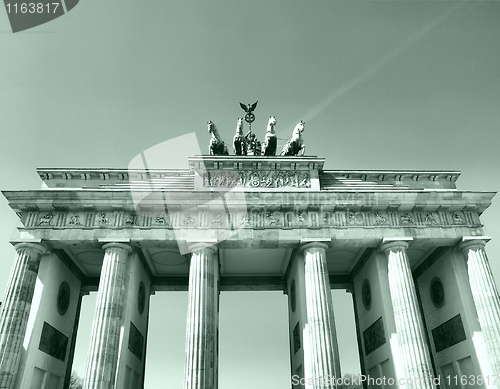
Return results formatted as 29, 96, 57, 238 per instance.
1, 1, 500, 388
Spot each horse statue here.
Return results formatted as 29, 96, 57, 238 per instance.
207, 121, 229, 156
280, 121, 305, 156
261, 116, 277, 156
232, 118, 247, 156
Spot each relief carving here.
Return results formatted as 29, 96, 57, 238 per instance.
212, 213, 223, 226
238, 214, 250, 227
452, 212, 465, 224
31, 209, 479, 231
39, 322, 68, 362
203, 170, 311, 188
155, 214, 170, 226
126, 213, 137, 226
266, 212, 281, 226
400, 213, 413, 224
184, 214, 195, 226
297, 212, 306, 225
349, 212, 365, 225
68, 215, 81, 226
375, 212, 388, 225
37, 213, 55, 226
98, 212, 109, 225
425, 213, 437, 225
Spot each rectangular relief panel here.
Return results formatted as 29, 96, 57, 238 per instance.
380, 358, 397, 388
46, 373, 61, 389
128, 322, 145, 361
38, 322, 68, 362
125, 365, 140, 389
432, 314, 467, 353
440, 362, 459, 389
363, 317, 386, 356
457, 356, 483, 389
367, 365, 382, 389
30, 367, 45, 389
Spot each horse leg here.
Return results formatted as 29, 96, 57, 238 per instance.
280, 142, 289, 156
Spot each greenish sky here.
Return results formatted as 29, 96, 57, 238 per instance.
1, 1, 499, 388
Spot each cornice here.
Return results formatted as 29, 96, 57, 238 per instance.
188, 155, 325, 171
2, 189, 495, 214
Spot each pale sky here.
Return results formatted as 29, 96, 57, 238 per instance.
1, 1, 499, 388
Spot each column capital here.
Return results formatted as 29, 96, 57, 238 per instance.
188, 242, 217, 255
300, 240, 329, 252
379, 237, 413, 253
458, 236, 490, 252
102, 242, 133, 254
13, 242, 47, 256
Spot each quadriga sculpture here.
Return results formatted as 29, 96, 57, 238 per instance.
261, 116, 277, 156
280, 121, 305, 156
207, 121, 229, 156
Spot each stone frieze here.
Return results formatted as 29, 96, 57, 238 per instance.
203, 170, 311, 188
24, 209, 479, 230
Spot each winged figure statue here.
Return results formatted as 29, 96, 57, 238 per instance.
239, 101, 258, 113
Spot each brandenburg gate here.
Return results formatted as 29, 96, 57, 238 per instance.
0, 139, 499, 388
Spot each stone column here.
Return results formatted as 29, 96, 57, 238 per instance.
184, 245, 219, 389
381, 239, 436, 389
302, 242, 341, 387
459, 238, 500, 376
64, 287, 88, 389
83, 243, 132, 389
0, 243, 45, 389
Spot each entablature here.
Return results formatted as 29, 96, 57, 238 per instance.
3, 189, 495, 215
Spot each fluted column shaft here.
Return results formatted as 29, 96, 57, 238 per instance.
0, 243, 45, 389
381, 240, 435, 389
460, 239, 500, 375
83, 243, 132, 389
184, 245, 219, 389
302, 242, 341, 388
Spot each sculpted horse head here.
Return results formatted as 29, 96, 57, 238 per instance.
262, 116, 278, 156
233, 118, 246, 155
235, 118, 244, 136
266, 116, 277, 134
207, 120, 229, 156
292, 120, 305, 139
207, 121, 221, 141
